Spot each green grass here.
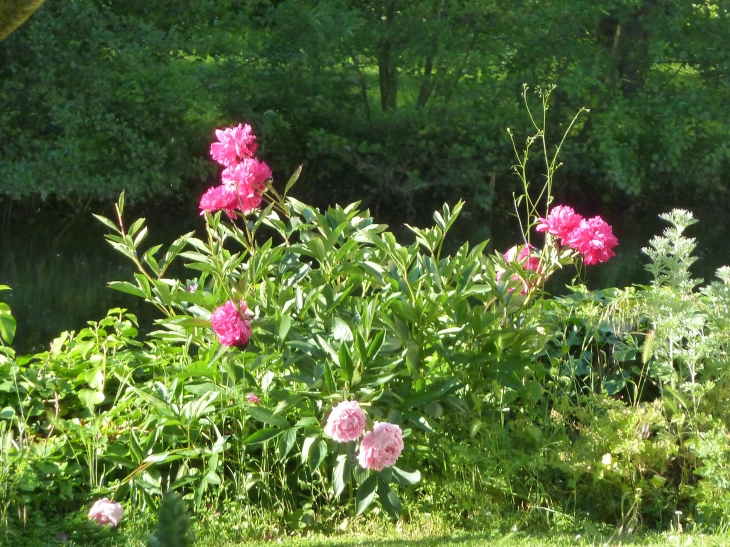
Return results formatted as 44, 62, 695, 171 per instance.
6, 506, 730, 547
238, 535, 730, 547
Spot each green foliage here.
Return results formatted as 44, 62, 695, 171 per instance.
0, 0, 213, 202
0, 0, 45, 42
149, 492, 195, 547
0, 285, 16, 348
537, 209, 730, 530
3, 0, 730, 213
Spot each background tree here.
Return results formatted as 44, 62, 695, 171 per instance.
1, 0, 729, 221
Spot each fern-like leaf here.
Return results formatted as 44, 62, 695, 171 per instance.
148, 492, 194, 547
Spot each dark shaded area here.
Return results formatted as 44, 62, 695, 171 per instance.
0, 198, 199, 353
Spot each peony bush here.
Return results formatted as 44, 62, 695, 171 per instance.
89, 118, 618, 520
13, 103, 730, 532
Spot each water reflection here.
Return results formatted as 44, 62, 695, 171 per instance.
0, 204, 198, 354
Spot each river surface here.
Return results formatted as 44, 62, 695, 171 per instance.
2, 202, 729, 354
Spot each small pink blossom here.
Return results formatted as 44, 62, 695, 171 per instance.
211, 300, 252, 347
88, 498, 124, 528
324, 401, 367, 442
536, 206, 583, 244
502, 244, 541, 271
247, 392, 261, 405
357, 422, 404, 471
566, 216, 619, 265
496, 243, 542, 294
210, 124, 258, 167
199, 186, 238, 218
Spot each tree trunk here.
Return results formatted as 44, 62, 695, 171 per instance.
377, 1, 398, 111
415, 54, 434, 109
378, 43, 398, 111
601, 0, 658, 95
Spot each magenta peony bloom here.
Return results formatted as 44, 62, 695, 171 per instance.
246, 392, 260, 405
220, 158, 270, 214
211, 300, 252, 347
222, 158, 271, 191
357, 422, 404, 471
565, 216, 619, 265
324, 400, 367, 442
88, 498, 124, 528
199, 186, 238, 218
536, 205, 583, 244
210, 124, 258, 167
496, 243, 542, 294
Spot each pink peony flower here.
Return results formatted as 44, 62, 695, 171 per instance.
565, 216, 619, 265
496, 243, 542, 294
220, 158, 270, 214
222, 158, 271, 190
211, 300, 252, 347
199, 185, 238, 218
357, 422, 404, 471
210, 124, 258, 167
88, 498, 124, 528
536, 205, 583, 244
246, 392, 260, 405
324, 401, 367, 442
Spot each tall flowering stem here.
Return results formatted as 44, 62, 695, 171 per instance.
507, 85, 588, 246
500, 90, 616, 294
199, 123, 293, 253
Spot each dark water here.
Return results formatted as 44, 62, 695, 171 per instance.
0, 202, 199, 354
1, 203, 729, 355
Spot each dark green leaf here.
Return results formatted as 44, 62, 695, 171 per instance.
333, 454, 351, 498
247, 406, 290, 428
243, 428, 284, 445
377, 478, 402, 519
356, 474, 377, 515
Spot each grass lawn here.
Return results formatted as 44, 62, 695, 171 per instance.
6, 510, 730, 547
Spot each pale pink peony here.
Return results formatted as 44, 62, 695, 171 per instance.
246, 392, 261, 405
210, 124, 258, 167
88, 498, 124, 528
496, 243, 542, 295
324, 401, 367, 442
565, 216, 619, 265
211, 301, 252, 347
199, 185, 238, 218
357, 422, 404, 471
536, 205, 583, 244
